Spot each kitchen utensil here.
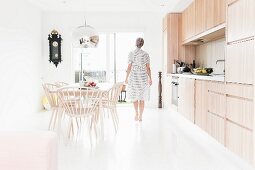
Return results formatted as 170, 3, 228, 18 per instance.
172, 64, 177, 73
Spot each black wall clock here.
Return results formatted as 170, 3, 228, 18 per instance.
48, 30, 62, 67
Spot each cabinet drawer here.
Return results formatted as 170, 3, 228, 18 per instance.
226, 121, 253, 164
208, 92, 226, 118
208, 81, 225, 94
226, 96, 253, 130
226, 83, 253, 100
207, 112, 225, 144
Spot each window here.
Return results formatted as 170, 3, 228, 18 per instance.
72, 32, 144, 83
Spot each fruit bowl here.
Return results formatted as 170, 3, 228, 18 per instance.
84, 81, 97, 88
191, 68, 213, 76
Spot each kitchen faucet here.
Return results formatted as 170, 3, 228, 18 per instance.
216, 59, 225, 64
216, 59, 225, 73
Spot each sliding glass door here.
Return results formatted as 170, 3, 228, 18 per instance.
72, 32, 144, 83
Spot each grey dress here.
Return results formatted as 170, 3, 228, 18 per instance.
127, 48, 150, 101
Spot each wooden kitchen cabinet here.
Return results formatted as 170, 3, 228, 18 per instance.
207, 82, 226, 119
206, 0, 226, 30
178, 78, 195, 122
226, 96, 253, 130
225, 82, 254, 164
226, 120, 253, 164
182, 0, 226, 43
215, 0, 226, 27
195, 80, 208, 131
226, 39, 254, 85
227, 0, 255, 42
225, 82, 253, 129
182, 1, 196, 41
226, 83, 253, 100
206, 81, 226, 144
163, 14, 181, 74
207, 112, 225, 144
195, 0, 206, 35
208, 92, 226, 118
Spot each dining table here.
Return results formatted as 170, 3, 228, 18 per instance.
51, 82, 114, 139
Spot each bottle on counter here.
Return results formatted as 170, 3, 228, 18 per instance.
192, 60, 196, 68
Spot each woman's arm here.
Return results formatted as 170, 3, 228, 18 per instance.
146, 63, 152, 86
125, 64, 132, 84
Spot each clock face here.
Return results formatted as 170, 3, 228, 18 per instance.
52, 41, 58, 47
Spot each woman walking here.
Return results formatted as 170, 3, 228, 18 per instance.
125, 38, 152, 121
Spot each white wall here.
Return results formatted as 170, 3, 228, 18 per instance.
42, 11, 163, 107
0, 0, 43, 123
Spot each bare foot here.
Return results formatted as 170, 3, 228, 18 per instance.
135, 114, 139, 121
139, 115, 143, 121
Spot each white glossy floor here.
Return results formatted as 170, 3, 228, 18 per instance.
0, 106, 254, 170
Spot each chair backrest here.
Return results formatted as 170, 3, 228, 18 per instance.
42, 83, 59, 108
107, 82, 124, 105
57, 87, 103, 117
55, 82, 68, 87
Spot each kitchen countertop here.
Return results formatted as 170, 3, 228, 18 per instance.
170, 73, 225, 82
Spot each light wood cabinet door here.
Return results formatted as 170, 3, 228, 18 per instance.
163, 14, 181, 74
226, 83, 253, 100
195, 80, 208, 131
226, 96, 253, 130
182, 2, 196, 41
226, 39, 254, 85
227, 0, 255, 42
206, 0, 214, 30
207, 112, 225, 144
206, 0, 226, 30
215, 0, 226, 26
178, 78, 195, 122
195, 0, 206, 35
208, 92, 226, 118
208, 81, 225, 94
226, 121, 253, 164
181, 10, 187, 41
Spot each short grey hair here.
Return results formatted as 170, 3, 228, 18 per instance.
136, 38, 144, 48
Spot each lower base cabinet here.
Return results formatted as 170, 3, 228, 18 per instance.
195, 80, 208, 131
226, 121, 253, 164
178, 78, 195, 122
207, 112, 225, 145
178, 78, 254, 166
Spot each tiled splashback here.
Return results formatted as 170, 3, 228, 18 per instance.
195, 38, 225, 74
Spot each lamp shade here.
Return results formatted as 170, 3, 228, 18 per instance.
72, 24, 99, 48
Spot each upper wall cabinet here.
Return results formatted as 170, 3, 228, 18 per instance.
182, 0, 226, 44
182, 2, 196, 41
206, 0, 226, 30
227, 0, 255, 42
163, 14, 181, 74
195, 0, 206, 35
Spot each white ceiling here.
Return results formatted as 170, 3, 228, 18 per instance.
28, 0, 192, 13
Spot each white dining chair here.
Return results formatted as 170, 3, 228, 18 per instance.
42, 83, 62, 131
57, 87, 103, 142
102, 82, 123, 133
55, 81, 69, 87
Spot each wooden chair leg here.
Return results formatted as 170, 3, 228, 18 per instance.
48, 108, 56, 130
52, 108, 61, 130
